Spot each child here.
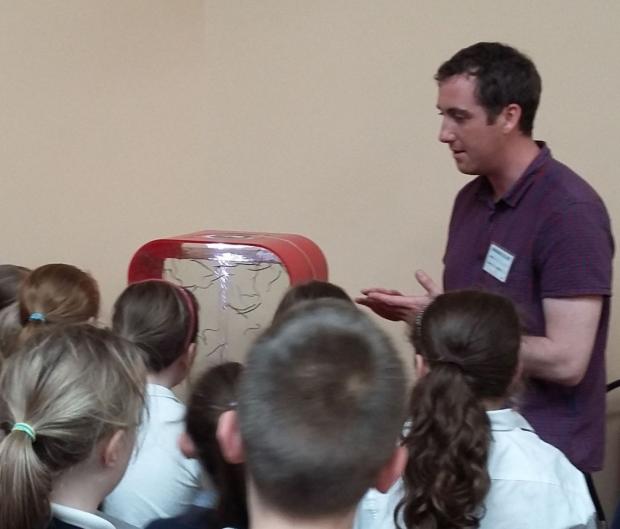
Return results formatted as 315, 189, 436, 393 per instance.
217, 299, 408, 529
0, 264, 30, 356
272, 280, 352, 323
17, 263, 100, 346
0, 324, 146, 529
356, 290, 596, 529
103, 280, 204, 527
146, 362, 247, 529
0, 264, 29, 310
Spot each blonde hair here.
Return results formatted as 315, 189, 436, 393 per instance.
17, 264, 100, 347
0, 324, 146, 529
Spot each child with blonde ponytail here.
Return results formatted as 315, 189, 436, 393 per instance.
0, 324, 145, 529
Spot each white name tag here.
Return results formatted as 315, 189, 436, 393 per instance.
483, 243, 515, 283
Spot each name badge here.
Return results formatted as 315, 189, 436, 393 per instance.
483, 243, 514, 283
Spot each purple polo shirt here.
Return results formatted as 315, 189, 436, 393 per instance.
443, 142, 614, 471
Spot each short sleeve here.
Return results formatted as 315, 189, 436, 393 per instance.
536, 200, 613, 298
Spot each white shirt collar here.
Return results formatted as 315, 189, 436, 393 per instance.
51, 504, 115, 529
147, 383, 181, 402
487, 408, 535, 433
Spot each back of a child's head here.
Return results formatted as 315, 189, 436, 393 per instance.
239, 299, 407, 519
186, 362, 246, 527
0, 265, 30, 357
17, 263, 100, 346
112, 280, 199, 373
0, 324, 146, 529
0, 264, 30, 311
272, 280, 352, 323
399, 290, 521, 529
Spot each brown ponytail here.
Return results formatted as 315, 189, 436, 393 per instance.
397, 290, 521, 529
398, 364, 491, 529
17, 263, 100, 347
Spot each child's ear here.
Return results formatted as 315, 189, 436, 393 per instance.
508, 357, 524, 394
414, 354, 429, 377
374, 445, 408, 493
178, 431, 197, 459
182, 343, 197, 371
217, 410, 244, 464
102, 430, 128, 468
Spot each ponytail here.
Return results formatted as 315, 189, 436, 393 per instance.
0, 426, 52, 529
397, 363, 490, 529
17, 263, 100, 348
399, 290, 521, 529
0, 324, 145, 529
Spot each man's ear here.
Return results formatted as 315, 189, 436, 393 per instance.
374, 445, 408, 493
178, 431, 198, 459
101, 430, 128, 468
217, 410, 244, 464
500, 103, 522, 134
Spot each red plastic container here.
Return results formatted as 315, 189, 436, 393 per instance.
127, 230, 328, 367
128, 229, 327, 284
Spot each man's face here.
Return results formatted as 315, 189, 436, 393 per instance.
436, 74, 504, 176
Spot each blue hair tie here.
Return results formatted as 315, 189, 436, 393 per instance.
28, 312, 46, 323
12, 422, 36, 442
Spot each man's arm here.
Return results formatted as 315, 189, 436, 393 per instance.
520, 295, 603, 386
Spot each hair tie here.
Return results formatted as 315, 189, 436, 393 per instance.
435, 359, 466, 374
12, 422, 36, 442
28, 312, 46, 323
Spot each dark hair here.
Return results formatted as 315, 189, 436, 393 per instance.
239, 299, 407, 518
397, 290, 521, 529
0, 265, 30, 357
0, 265, 29, 311
435, 42, 541, 136
18, 263, 100, 346
112, 280, 199, 373
272, 280, 352, 324
0, 324, 145, 529
186, 362, 247, 528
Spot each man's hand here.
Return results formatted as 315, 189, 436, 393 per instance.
356, 270, 442, 322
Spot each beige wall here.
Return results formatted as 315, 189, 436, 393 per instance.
2, 0, 619, 517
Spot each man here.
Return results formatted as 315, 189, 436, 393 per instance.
216, 299, 408, 529
358, 42, 613, 473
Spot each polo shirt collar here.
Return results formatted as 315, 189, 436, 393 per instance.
487, 408, 535, 433
476, 141, 551, 208
51, 504, 116, 529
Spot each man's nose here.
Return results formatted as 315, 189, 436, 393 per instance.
438, 119, 454, 143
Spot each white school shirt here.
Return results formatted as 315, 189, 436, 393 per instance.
51, 504, 138, 529
103, 384, 205, 527
354, 409, 596, 529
